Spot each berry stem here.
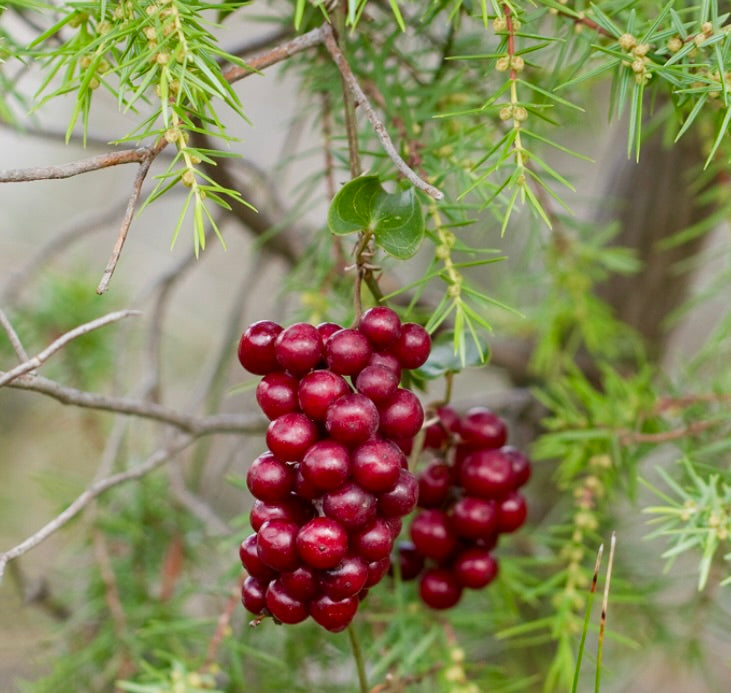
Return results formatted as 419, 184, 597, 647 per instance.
347, 622, 369, 693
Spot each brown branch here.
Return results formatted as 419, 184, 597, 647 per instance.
4, 372, 265, 435
0, 308, 29, 362
322, 23, 444, 200
619, 418, 726, 444
0, 145, 163, 183
97, 139, 167, 294
0, 434, 195, 581
0, 309, 141, 387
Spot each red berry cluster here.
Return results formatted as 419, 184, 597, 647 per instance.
397, 406, 531, 610
237, 308, 430, 632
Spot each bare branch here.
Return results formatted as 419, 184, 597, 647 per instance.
322, 24, 445, 200
97, 149, 161, 294
0, 434, 195, 581
0, 144, 165, 183
0, 309, 141, 387
0, 308, 29, 362
4, 372, 265, 434
223, 25, 328, 84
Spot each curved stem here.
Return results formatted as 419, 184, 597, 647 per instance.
346, 622, 368, 693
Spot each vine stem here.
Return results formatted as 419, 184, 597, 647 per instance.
347, 623, 368, 693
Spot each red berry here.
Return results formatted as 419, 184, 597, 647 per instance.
378, 469, 418, 518
502, 445, 532, 488
296, 517, 348, 570
367, 351, 402, 379
241, 576, 269, 615
419, 568, 462, 609
238, 321, 282, 375
239, 534, 276, 581
392, 323, 430, 369
309, 594, 358, 632
265, 580, 308, 624
274, 322, 323, 375
417, 462, 453, 508
460, 449, 515, 499
396, 541, 425, 581
316, 322, 343, 342
453, 548, 498, 589
266, 412, 319, 461
459, 407, 507, 449
280, 565, 319, 601
436, 405, 460, 433
354, 365, 399, 404
423, 421, 448, 450
379, 389, 424, 439
318, 554, 368, 600
256, 372, 300, 420
324, 329, 372, 375
351, 439, 404, 493
246, 452, 294, 503
298, 370, 351, 421
385, 517, 403, 539
351, 518, 394, 562
322, 482, 378, 531
358, 306, 401, 348
249, 496, 313, 531
256, 520, 300, 571
497, 491, 527, 532
293, 467, 322, 501
325, 393, 379, 446
451, 496, 498, 541
391, 436, 414, 456
409, 509, 457, 562
365, 557, 391, 587
300, 440, 351, 492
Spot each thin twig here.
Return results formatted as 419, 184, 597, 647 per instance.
322, 23, 444, 200
0, 434, 195, 581
0, 309, 141, 387
223, 25, 328, 84
97, 140, 167, 294
4, 372, 265, 434
0, 308, 29, 362
619, 418, 726, 444
347, 623, 369, 693
0, 145, 161, 183
595, 532, 616, 693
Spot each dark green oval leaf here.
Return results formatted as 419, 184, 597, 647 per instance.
327, 176, 384, 235
372, 187, 425, 259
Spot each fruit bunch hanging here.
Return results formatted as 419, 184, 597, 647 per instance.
397, 406, 531, 609
237, 307, 430, 632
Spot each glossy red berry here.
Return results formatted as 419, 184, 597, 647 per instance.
350, 518, 394, 562
238, 321, 282, 375
396, 541, 425, 581
274, 322, 323, 375
324, 329, 372, 375
392, 323, 430, 369
460, 448, 515, 499
300, 440, 351, 492
316, 322, 343, 342
453, 548, 498, 589
497, 492, 527, 533
419, 568, 462, 609
309, 594, 358, 632
256, 372, 299, 420
239, 533, 277, 581
358, 306, 401, 348
241, 576, 269, 615
502, 446, 532, 488
246, 452, 294, 503
296, 517, 348, 570
256, 520, 300, 572
367, 351, 402, 379
298, 370, 351, 421
325, 393, 379, 446
293, 467, 322, 501
417, 461, 453, 508
279, 565, 319, 601
365, 557, 391, 587
451, 496, 499, 541
409, 509, 458, 562
378, 469, 418, 518
318, 554, 368, 600
459, 407, 507, 449
265, 580, 308, 624
322, 482, 378, 531
249, 496, 313, 531
354, 365, 399, 405
378, 389, 424, 439
266, 412, 319, 462
351, 439, 404, 493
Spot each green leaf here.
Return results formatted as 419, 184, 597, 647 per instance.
327, 176, 425, 259
417, 329, 487, 378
